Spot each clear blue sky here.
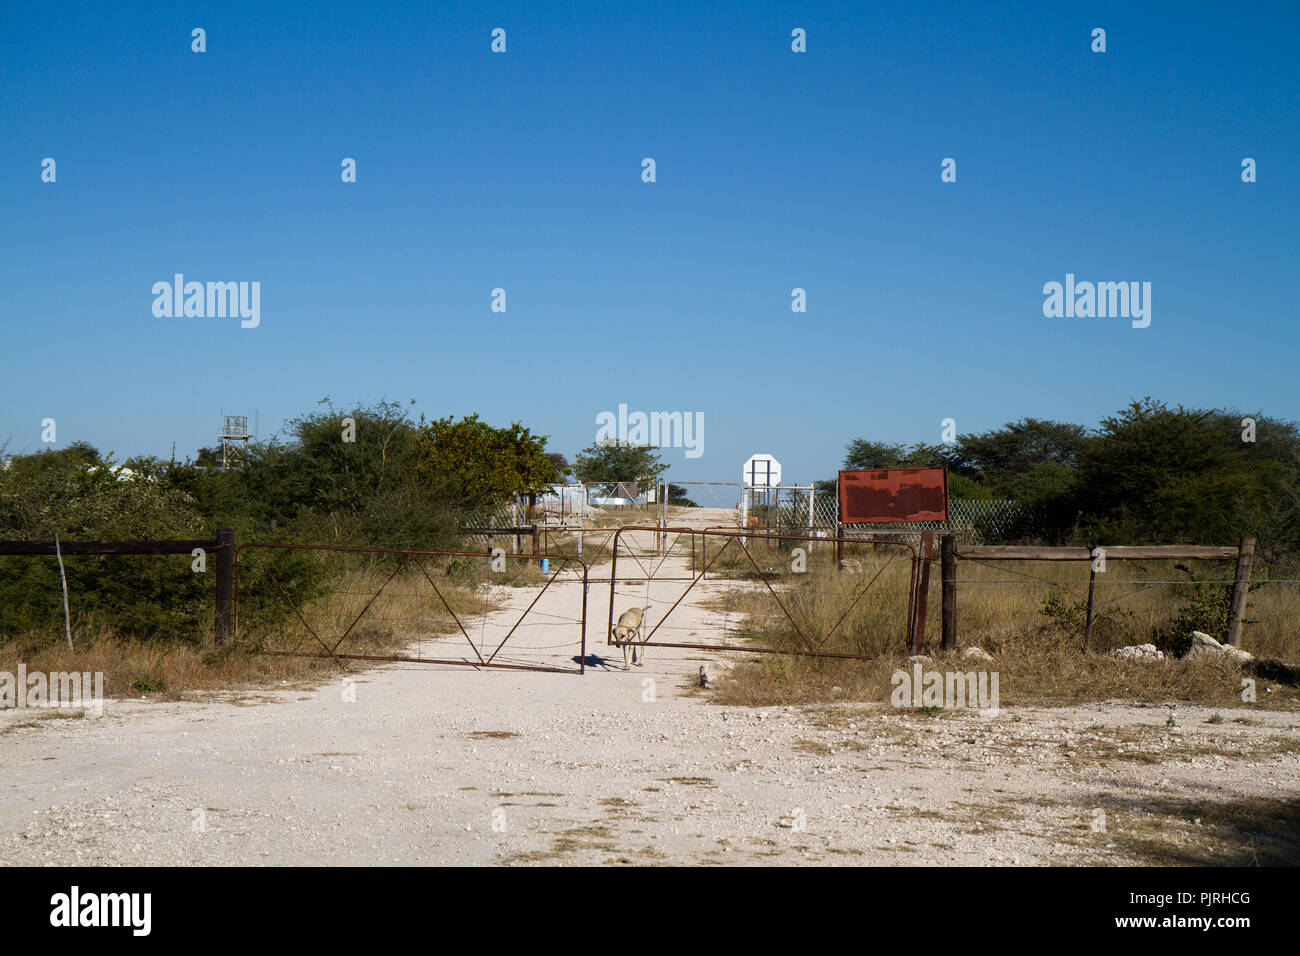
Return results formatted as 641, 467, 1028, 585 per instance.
3, 0, 1297, 485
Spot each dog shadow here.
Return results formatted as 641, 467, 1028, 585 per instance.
573, 654, 621, 670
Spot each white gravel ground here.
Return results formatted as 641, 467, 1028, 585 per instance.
2, 520, 1296, 866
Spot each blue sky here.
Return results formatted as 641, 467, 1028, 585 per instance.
3, 0, 1297, 485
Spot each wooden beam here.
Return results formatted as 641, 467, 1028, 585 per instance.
956, 545, 1237, 562
1100, 546, 1239, 560
0, 539, 219, 556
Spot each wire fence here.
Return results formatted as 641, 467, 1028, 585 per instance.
932, 557, 1297, 661
236, 543, 590, 673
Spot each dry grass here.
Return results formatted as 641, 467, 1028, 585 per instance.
715, 645, 1300, 710
0, 564, 497, 700
936, 557, 1299, 663
0, 623, 326, 700
708, 552, 1300, 709
700, 542, 915, 656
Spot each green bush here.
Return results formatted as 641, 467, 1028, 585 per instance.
0, 446, 211, 641
0, 400, 567, 644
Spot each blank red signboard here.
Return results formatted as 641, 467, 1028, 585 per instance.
838, 467, 949, 523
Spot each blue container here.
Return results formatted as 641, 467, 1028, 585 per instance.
540, 558, 549, 575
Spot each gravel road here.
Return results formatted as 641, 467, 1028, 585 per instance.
3, 522, 1296, 866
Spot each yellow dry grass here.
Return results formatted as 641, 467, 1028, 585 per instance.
0, 564, 496, 699
705, 547, 1300, 709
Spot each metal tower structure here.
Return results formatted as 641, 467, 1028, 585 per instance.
218, 409, 250, 470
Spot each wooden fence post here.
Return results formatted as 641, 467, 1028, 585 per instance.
215, 528, 234, 646
941, 534, 956, 650
1082, 564, 1097, 652
1225, 535, 1256, 646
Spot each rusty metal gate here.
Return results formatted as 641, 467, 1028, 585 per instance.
539, 523, 706, 583
235, 543, 589, 674
605, 526, 933, 660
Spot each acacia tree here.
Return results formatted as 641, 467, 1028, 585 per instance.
843, 439, 953, 471
572, 442, 667, 496
946, 419, 1090, 489
1076, 399, 1299, 547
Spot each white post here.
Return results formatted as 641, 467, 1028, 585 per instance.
808, 484, 815, 550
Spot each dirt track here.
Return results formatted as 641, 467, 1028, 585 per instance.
2, 516, 1297, 866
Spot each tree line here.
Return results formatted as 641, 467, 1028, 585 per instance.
827, 398, 1299, 555
2, 395, 1295, 640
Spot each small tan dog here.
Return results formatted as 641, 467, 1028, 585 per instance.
612, 606, 651, 669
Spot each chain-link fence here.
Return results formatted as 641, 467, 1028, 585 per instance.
843, 498, 1025, 543
740, 487, 1023, 544
462, 502, 517, 532
741, 485, 823, 530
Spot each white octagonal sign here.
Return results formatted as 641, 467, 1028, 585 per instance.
742, 454, 782, 488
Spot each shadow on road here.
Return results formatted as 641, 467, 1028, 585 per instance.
573, 654, 620, 670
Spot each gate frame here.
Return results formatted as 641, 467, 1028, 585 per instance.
605, 526, 923, 660
235, 542, 590, 675
539, 524, 707, 583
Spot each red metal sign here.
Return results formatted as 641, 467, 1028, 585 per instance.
839, 467, 949, 523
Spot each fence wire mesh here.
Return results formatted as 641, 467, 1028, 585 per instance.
236, 543, 589, 673
844, 498, 1025, 543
